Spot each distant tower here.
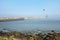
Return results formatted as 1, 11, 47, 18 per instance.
46, 14, 48, 18
43, 9, 48, 18
43, 9, 45, 11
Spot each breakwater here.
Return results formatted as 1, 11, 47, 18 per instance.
0, 16, 47, 22
0, 18, 25, 22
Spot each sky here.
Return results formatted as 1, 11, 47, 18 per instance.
0, 0, 60, 20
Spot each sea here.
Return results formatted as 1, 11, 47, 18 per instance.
0, 19, 60, 33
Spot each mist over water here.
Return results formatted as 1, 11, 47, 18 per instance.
0, 19, 60, 32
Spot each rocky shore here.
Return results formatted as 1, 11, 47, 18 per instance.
0, 30, 60, 40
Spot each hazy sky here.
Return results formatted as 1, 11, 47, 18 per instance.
0, 0, 60, 20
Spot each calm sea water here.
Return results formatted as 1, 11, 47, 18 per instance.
0, 19, 60, 32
